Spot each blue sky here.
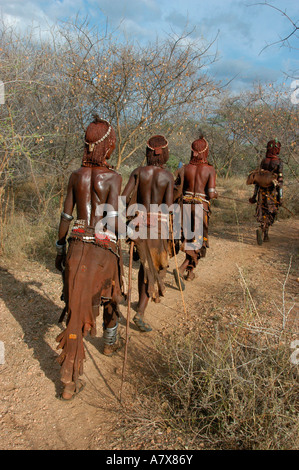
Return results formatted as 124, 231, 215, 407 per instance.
0, 0, 298, 92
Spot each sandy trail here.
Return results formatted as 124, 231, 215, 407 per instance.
0, 217, 298, 449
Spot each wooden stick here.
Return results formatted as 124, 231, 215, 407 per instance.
171, 226, 187, 319
219, 193, 295, 216
120, 240, 134, 404
266, 194, 295, 216
218, 194, 249, 204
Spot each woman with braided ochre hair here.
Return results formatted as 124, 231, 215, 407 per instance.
55, 114, 125, 401
248, 138, 283, 244
173, 131, 217, 288
122, 135, 174, 333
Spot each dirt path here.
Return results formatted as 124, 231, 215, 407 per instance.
0, 217, 298, 450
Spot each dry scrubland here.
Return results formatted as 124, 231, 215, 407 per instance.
1, 16, 299, 451
0, 176, 298, 450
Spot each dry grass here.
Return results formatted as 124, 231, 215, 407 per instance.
152, 329, 298, 449
1, 176, 297, 261
0, 211, 57, 262
116, 319, 298, 450
211, 176, 299, 230
113, 258, 299, 451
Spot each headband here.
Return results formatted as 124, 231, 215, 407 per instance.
85, 120, 112, 152
147, 136, 168, 155
191, 138, 209, 156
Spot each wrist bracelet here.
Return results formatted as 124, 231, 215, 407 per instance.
56, 241, 66, 255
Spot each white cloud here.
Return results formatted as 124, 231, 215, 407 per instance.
88, 0, 161, 24
0, 0, 297, 90
210, 57, 281, 92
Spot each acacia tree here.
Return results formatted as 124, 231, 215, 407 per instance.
0, 20, 88, 220
0, 15, 221, 255
56, 18, 219, 169
199, 83, 299, 178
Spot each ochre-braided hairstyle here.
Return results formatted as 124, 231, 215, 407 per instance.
190, 130, 209, 164
82, 114, 116, 167
266, 139, 281, 158
146, 135, 169, 167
